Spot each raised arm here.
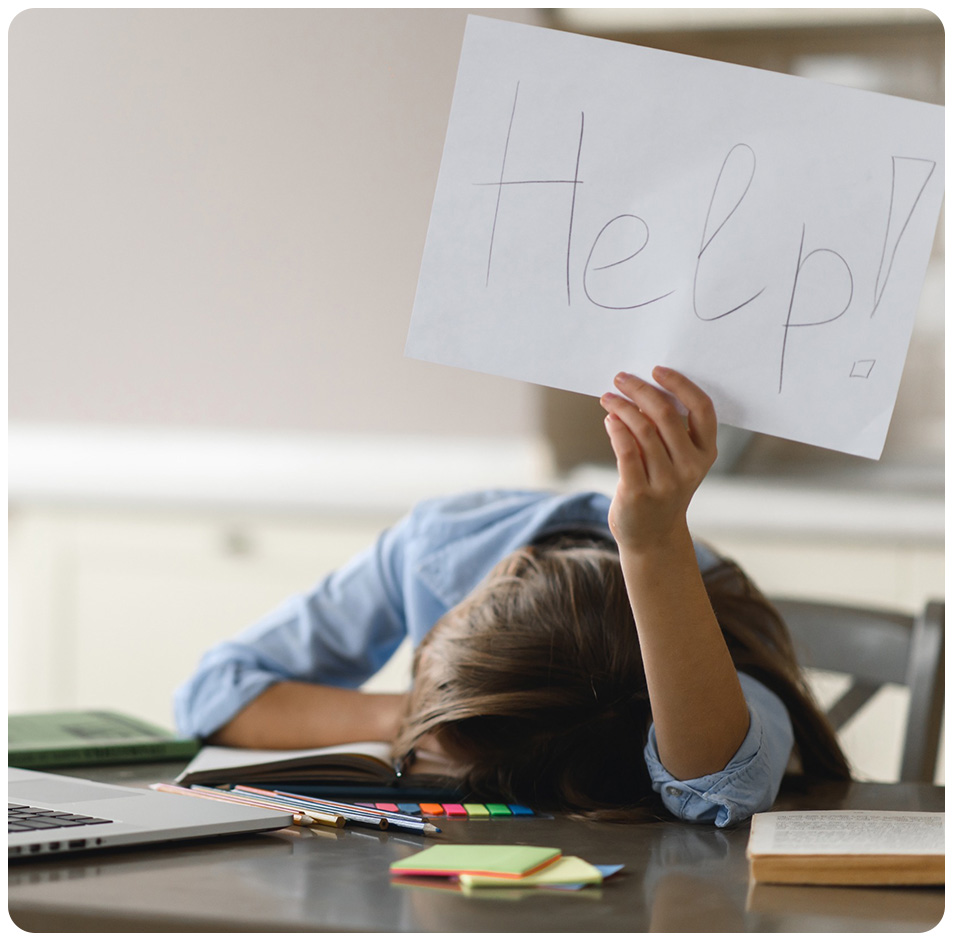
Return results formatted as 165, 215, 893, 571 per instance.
600, 367, 750, 780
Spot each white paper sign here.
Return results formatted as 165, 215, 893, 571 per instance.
406, 17, 944, 458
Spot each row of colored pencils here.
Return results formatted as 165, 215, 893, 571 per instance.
151, 782, 440, 835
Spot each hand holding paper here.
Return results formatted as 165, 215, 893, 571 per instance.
600, 368, 717, 552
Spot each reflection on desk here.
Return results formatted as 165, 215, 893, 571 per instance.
7, 763, 944, 934
748, 881, 944, 928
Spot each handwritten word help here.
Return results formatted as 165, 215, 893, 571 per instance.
479, 83, 936, 396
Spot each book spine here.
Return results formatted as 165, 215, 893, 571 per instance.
9, 740, 199, 769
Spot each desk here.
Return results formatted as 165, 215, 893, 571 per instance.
8, 762, 944, 932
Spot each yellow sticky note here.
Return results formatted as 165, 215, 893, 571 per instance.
459, 856, 603, 888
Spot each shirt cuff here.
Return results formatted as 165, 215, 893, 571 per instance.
643, 673, 793, 827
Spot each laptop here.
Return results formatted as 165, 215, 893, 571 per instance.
9, 766, 293, 860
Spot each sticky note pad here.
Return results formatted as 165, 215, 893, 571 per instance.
507, 804, 535, 816
397, 803, 422, 815
459, 856, 603, 888
375, 803, 399, 812
390, 844, 561, 879
419, 803, 445, 816
485, 803, 512, 816
463, 803, 490, 817
441, 803, 468, 816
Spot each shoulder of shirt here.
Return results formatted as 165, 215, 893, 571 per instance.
402, 488, 611, 551
407, 489, 605, 525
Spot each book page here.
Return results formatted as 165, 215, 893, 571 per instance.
406, 16, 944, 458
748, 811, 944, 856
177, 741, 393, 780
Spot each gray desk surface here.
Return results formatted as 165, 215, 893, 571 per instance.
8, 761, 944, 933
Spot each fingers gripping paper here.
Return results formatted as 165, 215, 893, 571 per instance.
405, 16, 944, 459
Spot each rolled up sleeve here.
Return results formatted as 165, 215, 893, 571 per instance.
643, 672, 793, 827
173, 518, 410, 740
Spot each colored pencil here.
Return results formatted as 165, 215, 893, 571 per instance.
187, 784, 344, 828
149, 782, 322, 828
271, 789, 442, 834
234, 786, 390, 831
190, 785, 346, 828
237, 786, 440, 835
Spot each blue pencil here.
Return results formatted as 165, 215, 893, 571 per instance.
275, 791, 427, 824
271, 789, 442, 834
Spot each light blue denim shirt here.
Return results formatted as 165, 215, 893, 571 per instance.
174, 489, 793, 826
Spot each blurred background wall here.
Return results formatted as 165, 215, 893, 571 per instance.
8, 8, 943, 783
9, 7, 546, 438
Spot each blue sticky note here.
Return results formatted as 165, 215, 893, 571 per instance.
544, 862, 626, 891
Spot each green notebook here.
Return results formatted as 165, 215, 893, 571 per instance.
390, 844, 561, 879
8, 710, 199, 769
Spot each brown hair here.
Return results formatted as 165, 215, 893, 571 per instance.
393, 535, 849, 819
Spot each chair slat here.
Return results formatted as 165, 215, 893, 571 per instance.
771, 597, 944, 784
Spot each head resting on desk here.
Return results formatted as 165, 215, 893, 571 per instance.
393, 535, 850, 819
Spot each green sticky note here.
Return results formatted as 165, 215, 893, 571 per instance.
390, 844, 560, 879
485, 803, 512, 816
459, 855, 603, 888
463, 803, 490, 817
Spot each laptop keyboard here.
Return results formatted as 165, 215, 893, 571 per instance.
9, 803, 112, 833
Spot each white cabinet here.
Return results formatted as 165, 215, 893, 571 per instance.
9, 507, 404, 729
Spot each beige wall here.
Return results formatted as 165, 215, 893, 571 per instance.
9, 7, 545, 436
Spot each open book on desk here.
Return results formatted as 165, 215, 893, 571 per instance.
174, 741, 462, 800
746, 810, 944, 886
